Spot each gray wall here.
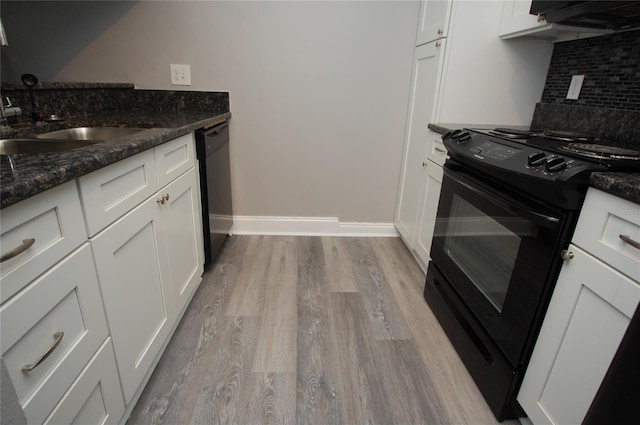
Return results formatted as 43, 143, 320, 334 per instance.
1, 0, 419, 224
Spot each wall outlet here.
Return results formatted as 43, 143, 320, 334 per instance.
566, 75, 585, 100
170, 64, 191, 86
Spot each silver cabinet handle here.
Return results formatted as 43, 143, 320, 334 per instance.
156, 194, 170, 205
22, 331, 64, 372
435, 147, 447, 153
619, 234, 640, 250
435, 41, 441, 48
422, 161, 428, 167
0, 238, 35, 263
437, 28, 443, 35
560, 250, 574, 261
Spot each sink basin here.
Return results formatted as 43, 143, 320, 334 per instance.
0, 139, 101, 155
35, 127, 146, 141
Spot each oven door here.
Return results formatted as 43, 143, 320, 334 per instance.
431, 164, 567, 366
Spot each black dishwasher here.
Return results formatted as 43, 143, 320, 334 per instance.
195, 122, 232, 267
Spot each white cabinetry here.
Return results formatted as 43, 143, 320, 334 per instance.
395, 41, 446, 265
518, 189, 640, 425
499, 0, 611, 42
0, 131, 206, 425
395, 1, 553, 271
84, 134, 203, 404
416, 0, 451, 46
0, 184, 124, 425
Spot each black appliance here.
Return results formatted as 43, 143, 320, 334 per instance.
424, 128, 640, 420
195, 122, 233, 267
530, 1, 640, 30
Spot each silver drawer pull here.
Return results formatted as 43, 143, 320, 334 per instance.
22, 331, 64, 372
619, 234, 640, 250
0, 238, 35, 263
435, 147, 447, 153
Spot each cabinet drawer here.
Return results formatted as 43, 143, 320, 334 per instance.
0, 180, 87, 304
43, 339, 125, 425
426, 130, 448, 166
155, 133, 196, 188
0, 244, 109, 425
573, 189, 640, 279
78, 149, 158, 236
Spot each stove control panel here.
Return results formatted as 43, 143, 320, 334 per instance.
443, 129, 606, 182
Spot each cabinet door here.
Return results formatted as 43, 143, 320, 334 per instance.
416, 0, 452, 46
157, 167, 204, 315
395, 40, 446, 247
90, 197, 175, 404
518, 245, 640, 425
499, 0, 547, 38
413, 160, 443, 270
43, 339, 125, 425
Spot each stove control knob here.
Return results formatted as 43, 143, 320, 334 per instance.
448, 129, 462, 139
458, 132, 471, 142
527, 152, 547, 166
546, 157, 567, 172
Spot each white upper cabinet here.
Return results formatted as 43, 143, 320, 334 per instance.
499, 0, 612, 42
416, 0, 452, 46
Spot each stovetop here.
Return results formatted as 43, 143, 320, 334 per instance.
478, 128, 640, 168
442, 128, 640, 210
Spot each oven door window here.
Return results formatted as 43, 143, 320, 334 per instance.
431, 168, 566, 366
444, 195, 528, 313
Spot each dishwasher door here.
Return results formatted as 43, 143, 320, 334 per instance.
196, 122, 232, 267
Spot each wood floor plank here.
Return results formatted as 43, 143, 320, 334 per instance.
328, 292, 399, 425
295, 237, 344, 425
253, 237, 298, 373
237, 373, 296, 425
190, 316, 260, 425
345, 237, 412, 340
224, 235, 271, 317
321, 237, 359, 293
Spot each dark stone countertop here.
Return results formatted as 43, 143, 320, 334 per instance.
1, 110, 231, 209
428, 122, 640, 205
589, 173, 640, 205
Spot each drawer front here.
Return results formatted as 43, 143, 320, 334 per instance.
573, 188, 640, 280
0, 244, 109, 425
79, 149, 158, 236
0, 180, 87, 304
426, 130, 448, 166
155, 133, 196, 188
43, 339, 125, 425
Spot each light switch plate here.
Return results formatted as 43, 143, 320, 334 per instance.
170, 64, 191, 86
566, 75, 585, 100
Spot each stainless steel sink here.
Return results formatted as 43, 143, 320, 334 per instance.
34, 127, 146, 141
0, 138, 102, 155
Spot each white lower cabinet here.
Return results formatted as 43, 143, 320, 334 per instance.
518, 189, 640, 425
413, 160, 443, 268
0, 132, 207, 424
90, 165, 203, 404
0, 244, 113, 424
43, 339, 125, 425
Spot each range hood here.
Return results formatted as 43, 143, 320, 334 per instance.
530, 1, 640, 31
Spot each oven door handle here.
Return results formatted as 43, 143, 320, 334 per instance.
445, 166, 561, 228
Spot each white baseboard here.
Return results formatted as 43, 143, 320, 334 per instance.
231, 216, 398, 237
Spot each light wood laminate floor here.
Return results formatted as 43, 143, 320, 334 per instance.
128, 236, 515, 425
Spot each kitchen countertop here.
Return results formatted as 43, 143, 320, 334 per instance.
428, 123, 640, 205
1, 110, 231, 208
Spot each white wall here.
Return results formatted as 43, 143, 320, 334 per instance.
1, 0, 420, 226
